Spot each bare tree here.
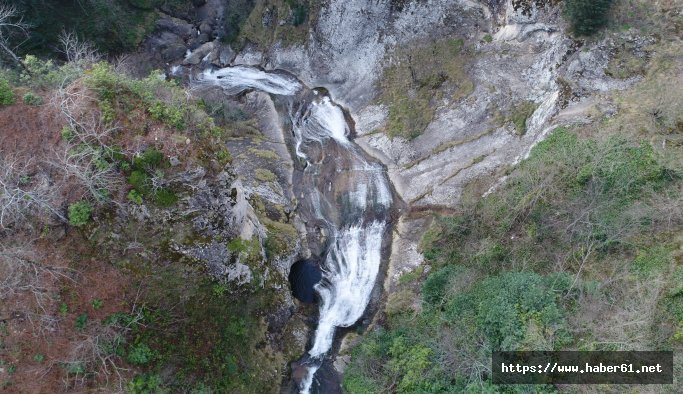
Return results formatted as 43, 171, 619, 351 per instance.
58, 30, 99, 65
0, 241, 74, 335
51, 83, 123, 203
0, 3, 30, 71
0, 153, 66, 229
57, 302, 144, 391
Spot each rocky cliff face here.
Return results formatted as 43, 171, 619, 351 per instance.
250, 0, 643, 298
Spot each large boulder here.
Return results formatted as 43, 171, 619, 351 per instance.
156, 15, 195, 40
183, 41, 215, 65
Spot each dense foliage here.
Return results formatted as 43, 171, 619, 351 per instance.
10, 0, 188, 54
68, 201, 93, 226
564, 0, 614, 36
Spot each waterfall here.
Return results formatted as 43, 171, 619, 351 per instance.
196, 66, 393, 393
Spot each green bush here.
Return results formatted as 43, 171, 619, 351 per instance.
20, 55, 82, 89
631, 246, 671, 276
127, 342, 154, 365
564, 0, 614, 36
0, 78, 15, 105
127, 189, 144, 205
386, 336, 432, 392
422, 265, 462, 306
61, 126, 75, 141
23, 92, 43, 106
445, 272, 572, 350
285, 0, 309, 26
75, 313, 88, 330
87, 64, 190, 130
133, 149, 164, 170
510, 101, 538, 135
91, 299, 104, 310
153, 189, 178, 207
128, 171, 150, 194
126, 373, 164, 394
68, 201, 93, 226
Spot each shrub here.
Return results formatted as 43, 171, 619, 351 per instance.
91, 299, 104, 310
127, 342, 154, 365
564, 0, 614, 36
128, 171, 150, 194
68, 201, 93, 226
255, 168, 277, 182
381, 38, 472, 139
445, 272, 572, 350
75, 313, 88, 330
510, 101, 538, 135
20, 55, 82, 89
153, 189, 178, 207
61, 126, 75, 141
22, 92, 43, 106
133, 149, 164, 170
127, 189, 144, 205
126, 373, 163, 394
385, 290, 416, 316
286, 0, 309, 26
262, 218, 298, 260
422, 265, 461, 306
631, 246, 671, 277
0, 78, 15, 105
216, 148, 232, 166
387, 336, 432, 392
87, 64, 189, 130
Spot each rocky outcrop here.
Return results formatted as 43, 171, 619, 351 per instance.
141, 0, 230, 68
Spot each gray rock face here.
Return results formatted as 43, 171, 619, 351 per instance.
143, 1, 230, 65
156, 16, 195, 40
148, 31, 187, 62
183, 41, 214, 65
177, 240, 253, 285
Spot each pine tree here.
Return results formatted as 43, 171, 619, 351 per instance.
564, 0, 614, 36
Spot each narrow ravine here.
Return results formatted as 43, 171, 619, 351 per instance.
196, 66, 395, 393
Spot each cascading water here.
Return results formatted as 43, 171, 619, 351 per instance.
196, 66, 393, 393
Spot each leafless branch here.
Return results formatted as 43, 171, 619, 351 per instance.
0, 2, 30, 71
58, 30, 99, 65
0, 153, 66, 229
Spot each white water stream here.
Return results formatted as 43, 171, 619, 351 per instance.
197, 66, 392, 393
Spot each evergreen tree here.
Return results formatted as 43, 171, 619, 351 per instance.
565, 0, 614, 36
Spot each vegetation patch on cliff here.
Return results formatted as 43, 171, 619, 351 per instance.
233, 0, 319, 48
379, 38, 473, 140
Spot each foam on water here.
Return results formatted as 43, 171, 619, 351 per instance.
309, 221, 385, 356
197, 66, 302, 96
